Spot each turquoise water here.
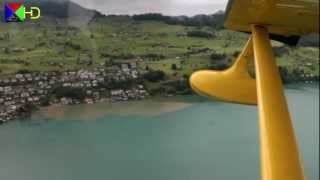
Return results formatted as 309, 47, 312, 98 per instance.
0, 85, 318, 180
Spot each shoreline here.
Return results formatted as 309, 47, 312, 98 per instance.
0, 91, 191, 124
0, 83, 319, 125
34, 96, 194, 120
0, 70, 319, 125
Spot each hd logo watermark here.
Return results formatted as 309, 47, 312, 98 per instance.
4, 2, 41, 22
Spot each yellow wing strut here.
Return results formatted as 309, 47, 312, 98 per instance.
190, 0, 318, 179
190, 26, 305, 180
190, 37, 257, 105
252, 25, 304, 180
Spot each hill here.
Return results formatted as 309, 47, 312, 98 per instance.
0, 0, 101, 21
0, 0, 319, 85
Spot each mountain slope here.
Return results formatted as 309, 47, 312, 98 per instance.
0, 0, 318, 82
0, 0, 101, 21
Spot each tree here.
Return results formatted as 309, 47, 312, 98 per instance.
4, 47, 10, 54
232, 51, 240, 58
171, 64, 177, 70
16, 69, 32, 74
52, 87, 86, 101
278, 66, 290, 84
187, 31, 214, 38
210, 52, 226, 61
143, 70, 165, 82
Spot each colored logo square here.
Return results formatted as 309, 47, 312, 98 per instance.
4, 2, 26, 22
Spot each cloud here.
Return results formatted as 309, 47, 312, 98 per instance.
71, 0, 228, 16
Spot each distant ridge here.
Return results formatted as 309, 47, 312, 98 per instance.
0, 0, 102, 20
0, 0, 318, 47
28, 0, 102, 18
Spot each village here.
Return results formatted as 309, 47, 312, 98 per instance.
0, 60, 149, 123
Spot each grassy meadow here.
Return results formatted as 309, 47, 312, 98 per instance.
0, 14, 318, 85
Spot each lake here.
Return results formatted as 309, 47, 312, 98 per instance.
0, 85, 318, 180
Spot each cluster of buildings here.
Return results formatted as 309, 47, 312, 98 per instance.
0, 61, 149, 123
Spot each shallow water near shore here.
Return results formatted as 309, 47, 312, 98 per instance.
0, 84, 318, 180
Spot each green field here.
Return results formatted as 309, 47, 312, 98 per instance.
0, 12, 319, 84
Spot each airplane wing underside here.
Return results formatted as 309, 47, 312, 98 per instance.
224, 0, 319, 45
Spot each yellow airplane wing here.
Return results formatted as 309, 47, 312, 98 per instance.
225, 0, 319, 36
190, 1, 319, 180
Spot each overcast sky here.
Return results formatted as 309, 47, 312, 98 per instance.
71, 0, 228, 16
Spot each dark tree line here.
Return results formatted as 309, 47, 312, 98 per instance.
132, 12, 225, 29
143, 70, 166, 82
187, 31, 214, 38
298, 34, 319, 47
